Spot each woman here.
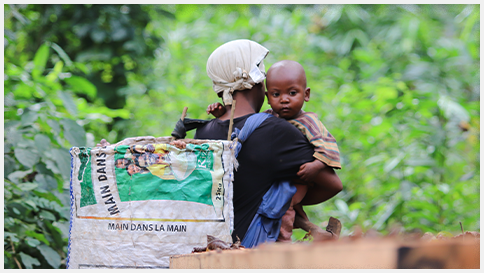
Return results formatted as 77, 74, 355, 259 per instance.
193, 39, 342, 245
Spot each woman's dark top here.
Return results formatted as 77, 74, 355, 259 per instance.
194, 113, 314, 242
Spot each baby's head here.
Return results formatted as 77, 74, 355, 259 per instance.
265, 60, 310, 120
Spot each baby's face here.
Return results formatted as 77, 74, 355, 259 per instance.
266, 75, 309, 119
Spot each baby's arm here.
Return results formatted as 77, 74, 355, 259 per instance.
206, 102, 226, 118
297, 159, 327, 185
291, 113, 341, 186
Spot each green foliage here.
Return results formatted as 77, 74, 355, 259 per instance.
3, 9, 131, 266
4, 4, 480, 268
4, 41, 74, 268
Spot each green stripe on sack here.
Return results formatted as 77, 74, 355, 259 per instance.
79, 147, 96, 207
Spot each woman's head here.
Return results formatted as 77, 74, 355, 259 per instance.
206, 39, 269, 106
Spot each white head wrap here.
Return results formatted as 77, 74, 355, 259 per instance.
206, 39, 269, 106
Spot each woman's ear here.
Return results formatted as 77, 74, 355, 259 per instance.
304, 88, 311, 102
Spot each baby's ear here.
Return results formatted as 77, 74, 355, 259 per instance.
304, 88, 311, 102
265, 92, 270, 104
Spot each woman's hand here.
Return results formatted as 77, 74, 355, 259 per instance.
206, 102, 226, 118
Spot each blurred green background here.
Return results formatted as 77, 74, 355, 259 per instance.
4, 4, 480, 268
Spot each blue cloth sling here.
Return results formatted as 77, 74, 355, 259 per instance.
231, 113, 297, 248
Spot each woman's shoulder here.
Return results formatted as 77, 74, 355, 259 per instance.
260, 114, 306, 137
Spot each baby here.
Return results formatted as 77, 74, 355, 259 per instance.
207, 60, 342, 242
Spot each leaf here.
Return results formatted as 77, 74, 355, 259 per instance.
373, 198, 400, 230
34, 134, 51, 155
43, 158, 60, 174
4, 120, 20, 131
39, 210, 56, 221
348, 210, 359, 222
53, 190, 71, 207
25, 231, 49, 246
25, 237, 41, 248
157, 8, 176, 20
20, 109, 38, 126
17, 138, 35, 149
10, 7, 30, 24
4, 155, 17, 176
24, 199, 38, 211
18, 182, 39, 192
47, 119, 61, 135
437, 95, 470, 122
57, 90, 78, 116
111, 27, 128, 41
375, 86, 398, 101
34, 174, 58, 191
50, 42, 73, 67
7, 169, 33, 184
73, 23, 91, 38
60, 118, 86, 147
4, 232, 19, 243
74, 62, 89, 74
5, 128, 23, 146
37, 244, 61, 268
364, 155, 385, 166
53, 221, 70, 240
384, 154, 403, 173
45, 61, 64, 82
75, 47, 112, 62
14, 148, 40, 168
63, 75, 97, 99
32, 43, 50, 80
31, 196, 65, 217
4, 91, 17, 107
90, 28, 106, 43
52, 148, 72, 180
437, 183, 450, 194
12, 207, 21, 215
335, 199, 349, 214
19, 252, 40, 269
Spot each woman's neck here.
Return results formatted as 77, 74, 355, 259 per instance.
218, 104, 255, 121
217, 96, 259, 121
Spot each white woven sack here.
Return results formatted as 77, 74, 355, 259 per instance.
67, 136, 236, 269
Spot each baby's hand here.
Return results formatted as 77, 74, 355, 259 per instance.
297, 160, 326, 185
96, 139, 111, 147
170, 140, 186, 149
206, 102, 226, 118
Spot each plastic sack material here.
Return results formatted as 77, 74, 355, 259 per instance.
67, 136, 236, 269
